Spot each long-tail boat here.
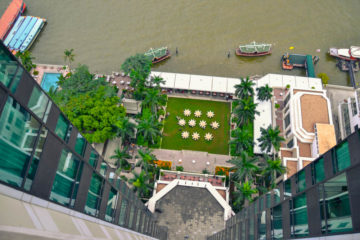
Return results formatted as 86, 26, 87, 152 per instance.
235, 41, 272, 56
144, 47, 171, 64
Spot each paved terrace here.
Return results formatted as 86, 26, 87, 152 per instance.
152, 149, 232, 174
154, 186, 224, 240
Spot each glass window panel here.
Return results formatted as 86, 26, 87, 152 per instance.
70, 163, 83, 206
85, 172, 103, 216
259, 196, 264, 211
0, 48, 19, 88
105, 187, 118, 222
88, 150, 98, 168
249, 207, 255, 240
266, 192, 271, 208
118, 198, 128, 226
258, 211, 266, 240
241, 221, 246, 240
100, 161, 107, 177
55, 114, 71, 142
9, 67, 23, 93
135, 211, 141, 231
284, 180, 292, 198
335, 142, 351, 172
291, 193, 308, 237
313, 157, 325, 184
274, 187, 281, 204
0, 97, 40, 187
297, 170, 306, 192
128, 205, 135, 229
28, 84, 50, 120
24, 127, 48, 191
50, 149, 81, 206
74, 133, 86, 156
319, 173, 352, 234
272, 205, 283, 240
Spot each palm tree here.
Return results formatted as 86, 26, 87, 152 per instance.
227, 152, 259, 183
256, 84, 273, 101
141, 88, 166, 116
261, 156, 286, 188
110, 147, 132, 173
234, 76, 255, 100
257, 125, 285, 155
229, 127, 253, 155
64, 49, 75, 71
232, 98, 259, 127
115, 117, 136, 147
136, 115, 162, 146
151, 76, 165, 89
129, 170, 153, 200
136, 148, 157, 174
232, 181, 258, 211
15, 50, 37, 73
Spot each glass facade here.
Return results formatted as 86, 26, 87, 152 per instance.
74, 133, 86, 156
27, 85, 52, 121
272, 205, 283, 239
85, 172, 103, 217
0, 97, 41, 187
319, 173, 352, 234
105, 187, 118, 222
313, 157, 325, 184
50, 149, 83, 206
284, 179, 291, 198
55, 114, 72, 142
118, 198, 128, 226
88, 149, 98, 167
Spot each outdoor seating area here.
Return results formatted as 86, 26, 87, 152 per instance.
159, 170, 226, 187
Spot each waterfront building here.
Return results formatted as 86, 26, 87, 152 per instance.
338, 89, 360, 139
208, 128, 360, 239
0, 41, 167, 239
252, 74, 336, 179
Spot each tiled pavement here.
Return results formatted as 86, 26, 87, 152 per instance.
154, 186, 225, 240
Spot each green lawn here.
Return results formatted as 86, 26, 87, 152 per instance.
161, 97, 231, 155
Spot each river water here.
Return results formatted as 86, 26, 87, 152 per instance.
2, 0, 360, 85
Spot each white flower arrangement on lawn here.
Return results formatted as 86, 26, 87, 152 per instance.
181, 131, 189, 139
204, 133, 213, 141
207, 111, 215, 118
210, 121, 220, 129
184, 109, 191, 116
199, 120, 207, 129
188, 119, 196, 127
192, 132, 200, 140
194, 110, 202, 117
178, 119, 186, 126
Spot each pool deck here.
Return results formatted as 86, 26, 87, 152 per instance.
33, 63, 69, 85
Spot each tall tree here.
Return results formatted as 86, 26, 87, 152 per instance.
256, 84, 273, 101
232, 181, 258, 212
257, 125, 285, 155
64, 48, 75, 71
262, 156, 286, 188
229, 127, 253, 155
136, 111, 162, 146
115, 117, 136, 147
234, 76, 255, 100
15, 50, 37, 74
150, 75, 165, 89
233, 98, 259, 127
228, 152, 259, 183
141, 88, 166, 116
129, 170, 153, 200
136, 148, 156, 174
110, 147, 132, 173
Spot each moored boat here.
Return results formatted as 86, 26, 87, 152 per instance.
144, 47, 171, 64
3, 16, 24, 46
281, 53, 319, 78
235, 41, 272, 56
329, 47, 360, 61
19, 17, 46, 52
0, 0, 26, 40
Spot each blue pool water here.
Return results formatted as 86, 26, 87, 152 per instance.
40, 73, 60, 92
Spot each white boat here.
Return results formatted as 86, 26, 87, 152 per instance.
329, 47, 360, 61
350, 46, 360, 59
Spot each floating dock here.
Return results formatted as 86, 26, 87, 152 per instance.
0, 0, 26, 40
282, 53, 319, 78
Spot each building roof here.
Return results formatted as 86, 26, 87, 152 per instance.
315, 123, 336, 154
174, 73, 190, 89
189, 74, 212, 91
122, 98, 141, 114
212, 77, 227, 93
300, 94, 329, 132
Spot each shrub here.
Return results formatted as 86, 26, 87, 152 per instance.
202, 169, 210, 174
176, 166, 184, 171
317, 72, 329, 86
275, 103, 280, 109
286, 84, 290, 89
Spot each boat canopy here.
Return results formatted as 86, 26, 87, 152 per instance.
350, 46, 360, 58
338, 49, 351, 58
239, 41, 271, 53
306, 55, 315, 78
144, 47, 167, 60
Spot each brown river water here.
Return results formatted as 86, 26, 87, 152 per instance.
1, 0, 360, 85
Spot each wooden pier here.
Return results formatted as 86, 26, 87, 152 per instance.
336, 60, 360, 89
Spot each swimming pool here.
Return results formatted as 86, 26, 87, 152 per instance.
40, 73, 61, 92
